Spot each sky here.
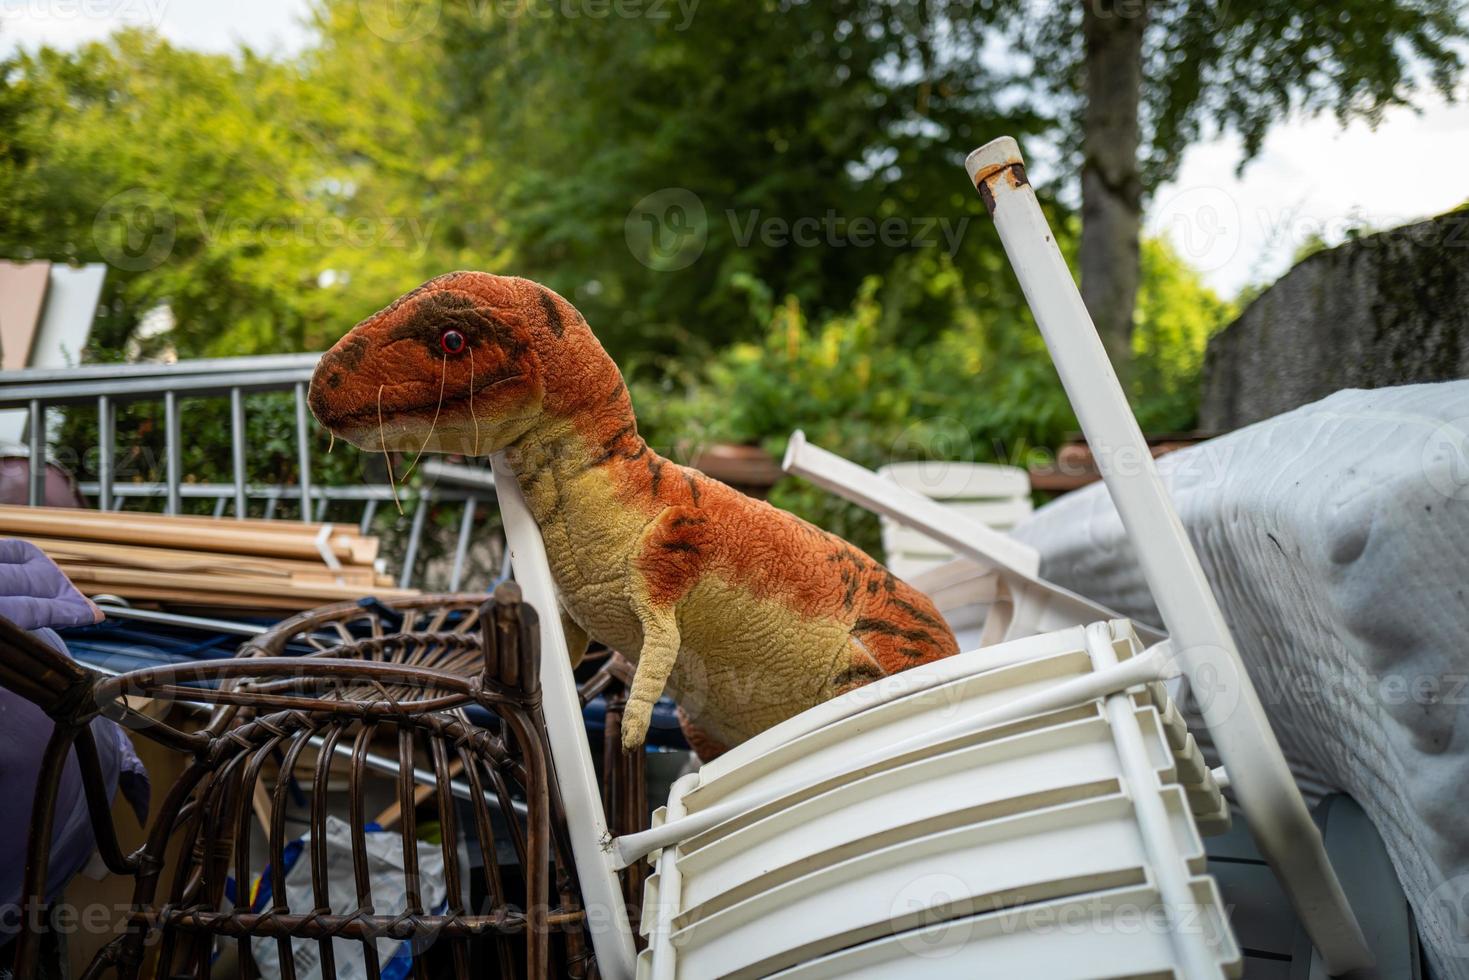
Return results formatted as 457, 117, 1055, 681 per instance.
3, 0, 1467, 299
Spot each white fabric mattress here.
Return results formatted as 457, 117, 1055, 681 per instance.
1012, 381, 1469, 979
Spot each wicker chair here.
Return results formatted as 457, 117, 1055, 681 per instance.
1, 584, 592, 979
244, 595, 652, 931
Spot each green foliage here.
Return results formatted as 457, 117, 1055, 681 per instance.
432, 0, 1049, 361
0, 24, 498, 358
633, 234, 1233, 552
1, 3, 1238, 557
1131, 238, 1237, 431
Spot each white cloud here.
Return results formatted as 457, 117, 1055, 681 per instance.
0, 0, 312, 57
1147, 90, 1469, 299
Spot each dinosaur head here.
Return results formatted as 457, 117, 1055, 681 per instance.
309, 271, 613, 455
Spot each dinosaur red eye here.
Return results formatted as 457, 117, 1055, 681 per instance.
440, 329, 466, 355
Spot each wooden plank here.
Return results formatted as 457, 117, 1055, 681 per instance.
287, 569, 380, 587
28, 536, 376, 582
10, 504, 405, 609
0, 504, 366, 537
0, 506, 364, 562
58, 564, 415, 603
85, 508, 377, 547
0, 503, 375, 540
73, 584, 404, 612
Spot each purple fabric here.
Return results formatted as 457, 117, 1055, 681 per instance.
0, 538, 102, 631
0, 539, 150, 924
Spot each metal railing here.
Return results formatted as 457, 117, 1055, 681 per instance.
0, 355, 504, 591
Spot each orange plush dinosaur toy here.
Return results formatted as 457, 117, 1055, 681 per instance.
309, 272, 958, 757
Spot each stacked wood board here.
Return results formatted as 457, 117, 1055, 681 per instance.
0, 505, 417, 611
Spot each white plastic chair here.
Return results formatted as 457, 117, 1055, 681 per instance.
783, 432, 1165, 648
491, 135, 1374, 980
876, 460, 1032, 580
874, 461, 1033, 647
629, 622, 1235, 979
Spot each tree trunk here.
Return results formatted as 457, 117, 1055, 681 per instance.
1080, 0, 1147, 379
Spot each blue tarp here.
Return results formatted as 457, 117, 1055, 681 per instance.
57, 609, 689, 749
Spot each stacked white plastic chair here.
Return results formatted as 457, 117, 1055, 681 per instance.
877, 461, 1032, 580
627, 621, 1235, 978
784, 432, 1165, 650
490, 136, 1376, 979
875, 461, 1034, 648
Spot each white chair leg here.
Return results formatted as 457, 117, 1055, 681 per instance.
491, 452, 639, 980
967, 135, 1371, 975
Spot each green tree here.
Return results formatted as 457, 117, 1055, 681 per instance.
1020, 0, 1467, 374
0, 22, 501, 358
431, 0, 1053, 362
1131, 237, 1237, 430
632, 235, 1233, 552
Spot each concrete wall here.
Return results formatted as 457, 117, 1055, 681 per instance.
1200, 210, 1469, 431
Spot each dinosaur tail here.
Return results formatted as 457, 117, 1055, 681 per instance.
845, 574, 960, 680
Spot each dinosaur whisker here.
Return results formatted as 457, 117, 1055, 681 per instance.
469, 347, 481, 456
379, 383, 402, 515
403, 352, 447, 479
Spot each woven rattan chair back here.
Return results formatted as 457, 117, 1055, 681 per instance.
1, 585, 591, 980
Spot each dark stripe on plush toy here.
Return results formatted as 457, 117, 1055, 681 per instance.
393, 296, 524, 358
893, 597, 945, 631
584, 423, 636, 470
661, 540, 700, 553
647, 455, 665, 496
832, 664, 885, 687
683, 471, 702, 506
334, 335, 368, 370
539, 289, 565, 338
602, 422, 635, 452
852, 617, 933, 644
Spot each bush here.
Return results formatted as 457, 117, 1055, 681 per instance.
632, 276, 1072, 555
632, 242, 1233, 558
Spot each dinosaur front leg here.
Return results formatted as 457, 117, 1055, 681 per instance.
623, 586, 681, 751
622, 505, 708, 751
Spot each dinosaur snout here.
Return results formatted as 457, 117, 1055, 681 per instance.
308, 334, 371, 434
307, 356, 345, 430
